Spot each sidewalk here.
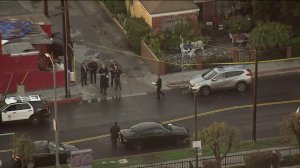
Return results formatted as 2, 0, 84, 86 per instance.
7, 57, 300, 104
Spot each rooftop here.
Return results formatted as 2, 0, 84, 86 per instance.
141, 0, 199, 15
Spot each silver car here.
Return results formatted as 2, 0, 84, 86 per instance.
189, 66, 252, 96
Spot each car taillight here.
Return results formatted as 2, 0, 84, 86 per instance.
246, 69, 252, 77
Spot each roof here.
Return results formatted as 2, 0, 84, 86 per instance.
5, 95, 42, 104
141, 0, 199, 15
130, 122, 161, 131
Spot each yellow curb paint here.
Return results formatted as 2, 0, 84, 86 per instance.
1, 99, 299, 153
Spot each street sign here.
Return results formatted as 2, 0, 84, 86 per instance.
71, 149, 93, 168
192, 140, 202, 149
53, 119, 56, 131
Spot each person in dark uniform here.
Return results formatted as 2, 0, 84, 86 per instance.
80, 63, 88, 86
98, 64, 109, 99
112, 65, 122, 99
110, 122, 121, 150
156, 74, 164, 100
88, 61, 98, 84
110, 61, 118, 87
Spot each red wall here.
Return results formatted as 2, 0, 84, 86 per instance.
0, 54, 66, 94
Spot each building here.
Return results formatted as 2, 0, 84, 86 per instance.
126, 0, 200, 34
0, 13, 66, 94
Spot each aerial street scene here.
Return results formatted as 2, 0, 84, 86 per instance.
0, 0, 300, 167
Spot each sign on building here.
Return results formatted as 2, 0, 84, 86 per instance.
71, 149, 93, 168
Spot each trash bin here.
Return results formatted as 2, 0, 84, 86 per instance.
17, 84, 25, 96
70, 71, 76, 82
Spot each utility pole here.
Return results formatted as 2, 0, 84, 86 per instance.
194, 92, 199, 168
43, 0, 48, 17
252, 50, 258, 142
65, 0, 73, 72
61, 0, 70, 98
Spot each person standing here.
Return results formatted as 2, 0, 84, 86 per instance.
112, 65, 122, 99
110, 122, 120, 150
88, 61, 98, 84
110, 61, 118, 87
156, 74, 164, 100
80, 63, 88, 86
98, 64, 109, 100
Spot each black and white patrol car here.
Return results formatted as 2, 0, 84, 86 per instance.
0, 95, 50, 125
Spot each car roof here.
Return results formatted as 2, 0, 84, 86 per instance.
130, 122, 162, 131
214, 66, 246, 73
5, 95, 42, 105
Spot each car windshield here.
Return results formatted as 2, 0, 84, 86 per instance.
47, 141, 64, 151
0, 100, 8, 111
162, 124, 172, 131
202, 69, 218, 80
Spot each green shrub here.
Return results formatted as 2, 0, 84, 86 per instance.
281, 154, 300, 166
100, 0, 127, 16
227, 16, 252, 34
289, 37, 300, 57
124, 17, 150, 53
244, 151, 280, 168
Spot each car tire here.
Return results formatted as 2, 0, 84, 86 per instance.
200, 86, 210, 96
30, 115, 41, 125
236, 82, 247, 92
132, 141, 143, 151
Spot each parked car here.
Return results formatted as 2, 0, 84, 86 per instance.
0, 95, 50, 125
12, 140, 79, 167
189, 66, 252, 96
119, 122, 189, 151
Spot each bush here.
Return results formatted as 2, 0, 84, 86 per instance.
227, 16, 252, 34
101, 0, 127, 16
281, 154, 300, 166
124, 17, 150, 53
244, 151, 280, 168
289, 37, 300, 57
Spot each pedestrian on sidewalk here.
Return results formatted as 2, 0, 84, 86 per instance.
80, 62, 88, 87
110, 121, 120, 150
88, 61, 98, 84
98, 64, 109, 100
155, 74, 164, 100
110, 61, 118, 87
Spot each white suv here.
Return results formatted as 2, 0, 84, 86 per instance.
0, 95, 50, 125
189, 66, 252, 96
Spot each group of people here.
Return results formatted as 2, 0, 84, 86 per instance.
81, 60, 122, 99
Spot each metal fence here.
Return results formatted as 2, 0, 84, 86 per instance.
126, 146, 299, 168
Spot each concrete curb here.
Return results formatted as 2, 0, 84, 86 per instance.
48, 96, 82, 105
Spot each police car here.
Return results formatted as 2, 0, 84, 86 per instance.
0, 95, 50, 125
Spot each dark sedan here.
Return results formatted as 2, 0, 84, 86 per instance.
12, 140, 78, 167
119, 122, 189, 151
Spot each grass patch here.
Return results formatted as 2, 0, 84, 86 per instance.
92, 136, 298, 168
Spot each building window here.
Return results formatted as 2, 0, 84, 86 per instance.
162, 19, 184, 31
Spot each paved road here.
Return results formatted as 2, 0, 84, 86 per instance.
1, 73, 299, 162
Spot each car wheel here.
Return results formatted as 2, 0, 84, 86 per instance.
30, 115, 41, 125
236, 82, 247, 92
132, 141, 143, 151
200, 86, 210, 96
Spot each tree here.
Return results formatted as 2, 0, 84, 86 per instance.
249, 22, 290, 51
199, 122, 239, 168
11, 133, 35, 168
280, 113, 300, 150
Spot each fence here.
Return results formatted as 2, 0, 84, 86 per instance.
127, 146, 299, 168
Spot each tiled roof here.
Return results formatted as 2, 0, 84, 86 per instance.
141, 0, 199, 15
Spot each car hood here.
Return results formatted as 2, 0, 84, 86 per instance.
120, 129, 134, 137
171, 125, 188, 135
190, 75, 206, 84
61, 144, 79, 151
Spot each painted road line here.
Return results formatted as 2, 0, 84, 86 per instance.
1, 99, 300, 153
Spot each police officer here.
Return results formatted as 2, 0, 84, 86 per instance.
88, 61, 98, 84
80, 62, 88, 86
156, 74, 164, 100
110, 122, 120, 150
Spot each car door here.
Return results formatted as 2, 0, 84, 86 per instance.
34, 148, 52, 167
1, 104, 18, 122
15, 103, 33, 120
210, 73, 226, 90
140, 128, 155, 147
152, 127, 172, 146
224, 71, 243, 88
